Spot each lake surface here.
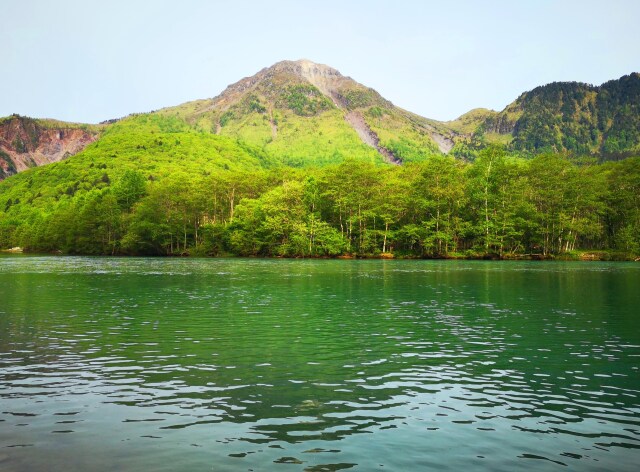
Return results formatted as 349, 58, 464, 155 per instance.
0, 257, 639, 471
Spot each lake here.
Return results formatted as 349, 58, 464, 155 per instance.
1, 256, 639, 471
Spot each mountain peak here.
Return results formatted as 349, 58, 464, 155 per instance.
261, 59, 346, 98
270, 59, 342, 76
209, 59, 356, 113
167, 59, 449, 164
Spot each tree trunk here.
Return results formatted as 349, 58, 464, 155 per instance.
383, 222, 389, 253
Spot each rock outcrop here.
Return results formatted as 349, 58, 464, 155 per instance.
0, 115, 100, 179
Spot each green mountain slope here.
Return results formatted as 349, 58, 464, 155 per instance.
1, 62, 638, 181
159, 59, 452, 165
0, 113, 272, 212
0, 61, 639, 258
455, 73, 640, 159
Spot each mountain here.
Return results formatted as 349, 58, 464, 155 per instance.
1, 61, 639, 258
451, 72, 640, 158
158, 59, 454, 166
0, 115, 101, 179
0, 62, 638, 183
0, 113, 275, 217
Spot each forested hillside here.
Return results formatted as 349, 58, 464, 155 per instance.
2, 64, 639, 181
453, 73, 640, 159
1, 133, 638, 258
1, 62, 639, 259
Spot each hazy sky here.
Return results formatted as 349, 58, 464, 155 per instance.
2, 0, 639, 123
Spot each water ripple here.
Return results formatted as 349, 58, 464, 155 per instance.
1, 257, 639, 471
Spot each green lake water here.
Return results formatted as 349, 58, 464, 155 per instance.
0, 256, 639, 471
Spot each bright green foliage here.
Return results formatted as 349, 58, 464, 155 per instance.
527, 154, 607, 255
1, 70, 639, 259
0, 114, 273, 212
366, 109, 442, 162
411, 155, 467, 256
153, 63, 446, 167
446, 108, 498, 135
280, 84, 333, 116
466, 147, 534, 255
216, 107, 384, 167
266, 110, 383, 167
0, 149, 639, 258
229, 180, 345, 257
603, 158, 640, 253
113, 169, 146, 211
384, 137, 436, 163
216, 109, 274, 148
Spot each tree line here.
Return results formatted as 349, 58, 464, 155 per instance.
1, 148, 638, 259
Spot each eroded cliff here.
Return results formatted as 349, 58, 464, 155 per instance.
0, 115, 100, 179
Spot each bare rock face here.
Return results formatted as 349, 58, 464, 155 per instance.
185, 59, 447, 163
209, 59, 388, 112
0, 115, 99, 179
276, 59, 347, 101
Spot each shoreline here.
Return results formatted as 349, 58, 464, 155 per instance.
2, 250, 638, 262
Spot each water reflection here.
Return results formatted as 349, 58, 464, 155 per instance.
0, 257, 639, 471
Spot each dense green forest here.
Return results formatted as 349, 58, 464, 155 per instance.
1, 141, 638, 259
452, 72, 640, 159
1, 65, 639, 259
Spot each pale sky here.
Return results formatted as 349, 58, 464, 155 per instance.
2, 0, 639, 123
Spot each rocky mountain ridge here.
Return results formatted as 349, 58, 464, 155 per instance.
0, 62, 638, 179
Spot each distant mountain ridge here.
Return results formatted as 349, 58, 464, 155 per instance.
451, 72, 640, 158
0, 62, 638, 179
